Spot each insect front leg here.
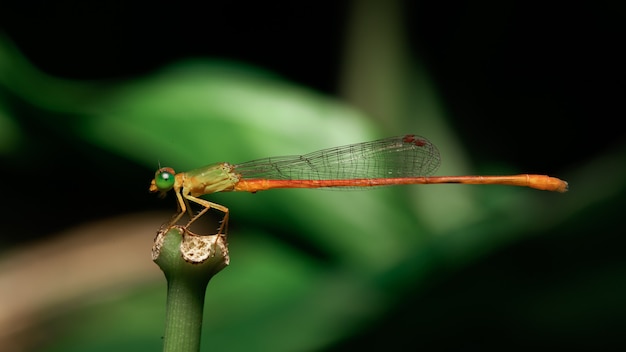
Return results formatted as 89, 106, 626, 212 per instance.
164, 189, 188, 228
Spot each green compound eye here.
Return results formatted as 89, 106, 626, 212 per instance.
155, 168, 176, 191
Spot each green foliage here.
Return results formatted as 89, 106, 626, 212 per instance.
1, 32, 621, 351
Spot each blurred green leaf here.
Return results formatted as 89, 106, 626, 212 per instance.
0, 98, 22, 154
1, 29, 600, 352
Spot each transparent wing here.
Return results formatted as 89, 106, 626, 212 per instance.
233, 134, 440, 181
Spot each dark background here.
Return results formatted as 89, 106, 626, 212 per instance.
2, 1, 623, 168
1, 1, 624, 351
2, 1, 623, 241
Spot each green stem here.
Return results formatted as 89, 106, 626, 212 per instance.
163, 274, 206, 351
153, 226, 229, 352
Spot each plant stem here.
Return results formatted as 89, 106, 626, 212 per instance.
162, 271, 207, 352
153, 226, 229, 352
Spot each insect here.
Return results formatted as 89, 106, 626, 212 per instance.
150, 134, 568, 234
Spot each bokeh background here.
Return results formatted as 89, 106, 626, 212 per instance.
1, 1, 624, 351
